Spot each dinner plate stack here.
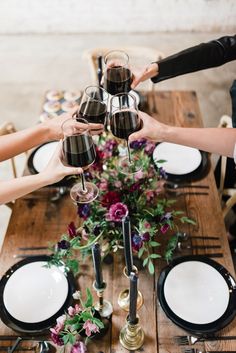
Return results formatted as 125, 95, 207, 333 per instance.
157, 255, 236, 335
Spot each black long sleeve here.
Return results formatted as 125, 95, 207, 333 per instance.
151, 35, 236, 83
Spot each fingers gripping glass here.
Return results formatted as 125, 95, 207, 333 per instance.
62, 118, 98, 204
110, 93, 142, 175
73, 85, 109, 126
103, 50, 133, 95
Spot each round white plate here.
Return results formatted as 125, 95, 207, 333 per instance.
32, 141, 58, 173
153, 142, 202, 175
164, 261, 230, 324
3, 261, 68, 323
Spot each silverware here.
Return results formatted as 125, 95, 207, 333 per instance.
8, 337, 22, 353
174, 334, 236, 345
167, 191, 209, 196
18, 247, 48, 251
177, 242, 221, 250
183, 349, 236, 353
0, 346, 36, 351
165, 181, 209, 190
176, 232, 220, 241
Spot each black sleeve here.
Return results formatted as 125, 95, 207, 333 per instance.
151, 35, 236, 83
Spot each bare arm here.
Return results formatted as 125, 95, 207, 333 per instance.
129, 111, 236, 158
0, 142, 82, 205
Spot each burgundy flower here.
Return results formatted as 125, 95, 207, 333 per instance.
160, 224, 170, 234
57, 240, 70, 250
70, 341, 87, 353
77, 204, 90, 220
130, 182, 141, 192
131, 232, 150, 251
101, 191, 121, 208
93, 224, 101, 236
50, 332, 64, 346
67, 222, 77, 238
142, 232, 150, 242
107, 202, 128, 222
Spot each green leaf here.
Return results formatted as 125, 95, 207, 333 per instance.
149, 241, 160, 247
180, 216, 196, 225
148, 260, 155, 274
92, 317, 105, 329
138, 247, 145, 258
143, 257, 149, 267
85, 288, 93, 308
149, 253, 161, 259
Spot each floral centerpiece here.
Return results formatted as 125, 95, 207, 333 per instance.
50, 289, 104, 352
49, 135, 195, 274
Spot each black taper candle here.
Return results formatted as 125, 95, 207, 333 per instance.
92, 243, 104, 289
129, 272, 138, 324
122, 216, 133, 276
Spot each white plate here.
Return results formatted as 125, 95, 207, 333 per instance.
32, 141, 58, 173
3, 261, 68, 323
164, 261, 230, 324
153, 142, 202, 175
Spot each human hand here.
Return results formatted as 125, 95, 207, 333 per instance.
131, 63, 159, 89
40, 141, 83, 185
43, 108, 104, 141
129, 111, 166, 143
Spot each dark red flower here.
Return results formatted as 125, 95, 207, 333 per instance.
101, 191, 121, 208
67, 222, 77, 238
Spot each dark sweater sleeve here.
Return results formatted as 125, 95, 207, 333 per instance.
151, 35, 236, 83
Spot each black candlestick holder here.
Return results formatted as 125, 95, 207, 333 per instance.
93, 281, 113, 318
117, 266, 144, 311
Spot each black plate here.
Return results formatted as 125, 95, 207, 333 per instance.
27, 142, 75, 188
153, 149, 210, 183
0, 255, 75, 334
157, 255, 236, 335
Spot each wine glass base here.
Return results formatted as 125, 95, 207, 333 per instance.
70, 182, 99, 204
118, 156, 143, 175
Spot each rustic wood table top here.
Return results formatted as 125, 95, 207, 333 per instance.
0, 91, 236, 352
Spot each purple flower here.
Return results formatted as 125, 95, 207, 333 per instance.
57, 240, 70, 250
159, 166, 167, 179
130, 182, 141, 192
71, 341, 87, 353
130, 139, 146, 150
50, 332, 64, 346
77, 204, 90, 220
142, 232, 150, 242
131, 232, 150, 251
67, 221, 77, 238
107, 202, 128, 222
83, 319, 100, 337
93, 225, 101, 236
160, 212, 172, 223
104, 139, 118, 153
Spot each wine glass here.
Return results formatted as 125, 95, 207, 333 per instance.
110, 93, 142, 174
62, 118, 99, 204
73, 85, 109, 126
103, 50, 133, 95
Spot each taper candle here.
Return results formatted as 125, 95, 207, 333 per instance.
92, 243, 104, 289
122, 216, 133, 276
129, 272, 138, 324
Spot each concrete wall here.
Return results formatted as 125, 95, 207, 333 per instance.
0, 0, 235, 34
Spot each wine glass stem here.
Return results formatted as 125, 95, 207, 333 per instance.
127, 140, 132, 164
81, 172, 87, 193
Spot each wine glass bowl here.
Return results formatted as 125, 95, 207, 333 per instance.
62, 118, 99, 204
103, 50, 133, 95
73, 85, 108, 126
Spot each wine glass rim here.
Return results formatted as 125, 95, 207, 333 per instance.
84, 85, 109, 102
61, 117, 90, 136
110, 92, 137, 109
104, 50, 129, 65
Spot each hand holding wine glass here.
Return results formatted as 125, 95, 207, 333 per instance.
62, 118, 99, 204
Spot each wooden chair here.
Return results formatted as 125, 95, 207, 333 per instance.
83, 46, 165, 91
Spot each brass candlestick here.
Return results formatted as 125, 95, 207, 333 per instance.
93, 281, 113, 318
119, 316, 144, 351
117, 266, 144, 311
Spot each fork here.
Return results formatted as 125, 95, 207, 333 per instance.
166, 191, 209, 197
164, 181, 209, 190
174, 334, 236, 345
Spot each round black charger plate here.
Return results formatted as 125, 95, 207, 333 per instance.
27, 142, 75, 188
157, 255, 236, 335
0, 255, 75, 334
152, 149, 210, 183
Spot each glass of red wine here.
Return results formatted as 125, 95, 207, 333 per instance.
110, 93, 142, 174
103, 50, 133, 95
62, 118, 99, 204
73, 85, 109, 127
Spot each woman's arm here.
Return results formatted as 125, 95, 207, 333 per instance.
0, 142, 82, 205
131, 34, 236, 88
129, 111, 236, 158
0, 113, 103, 162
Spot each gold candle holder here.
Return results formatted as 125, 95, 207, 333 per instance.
117, 266, 144, 311
93, 281, 113, 318
119, 316, 144, 351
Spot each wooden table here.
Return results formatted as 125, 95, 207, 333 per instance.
1, 91, 236, 352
